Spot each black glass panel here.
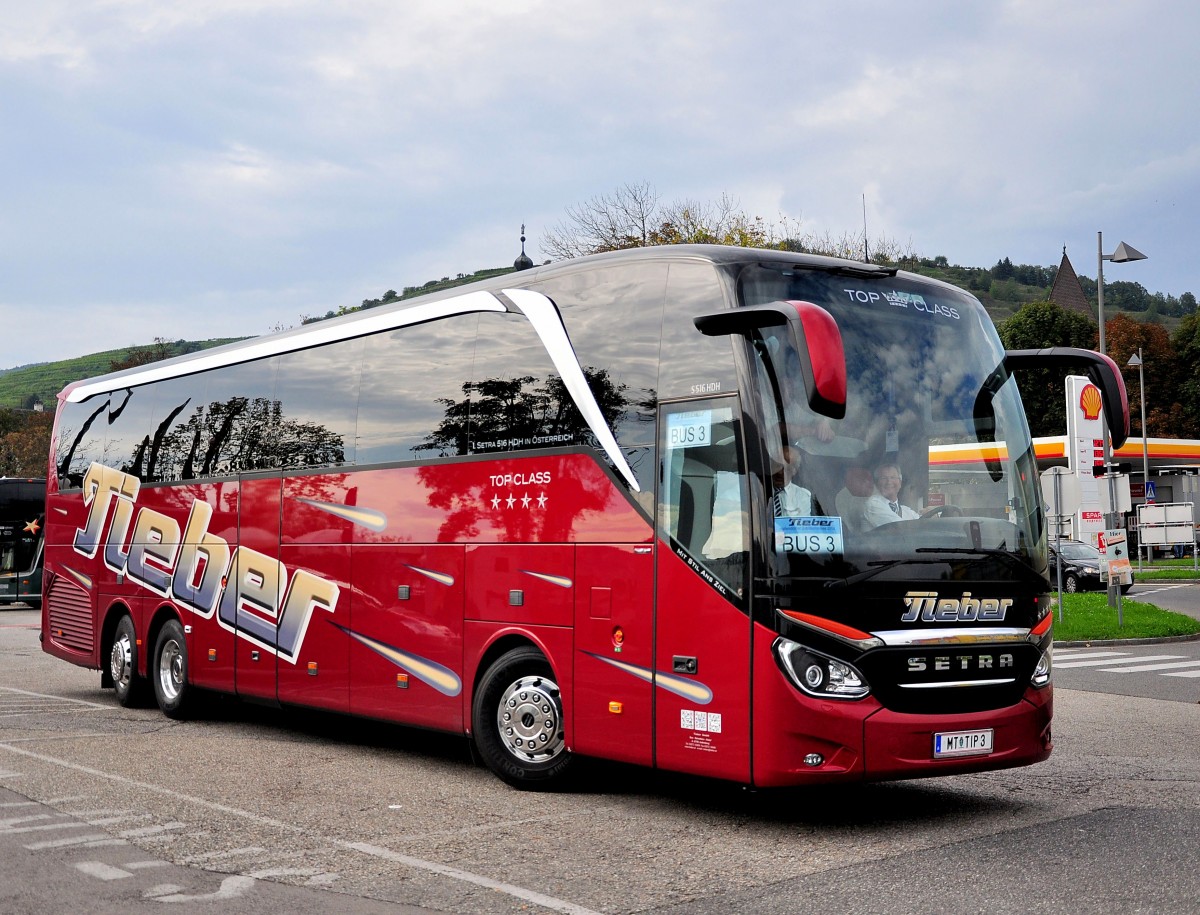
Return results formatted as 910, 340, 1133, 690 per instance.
55, 395, 109, 489
274, 339, 360, 469
100, 385, 158, 478
358, 315, 479, 464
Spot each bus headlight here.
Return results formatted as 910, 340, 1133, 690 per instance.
1031, 646, 1052, 688
773, 637, 870, 700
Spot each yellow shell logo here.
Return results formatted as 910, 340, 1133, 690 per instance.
1079, 384, 1102, 420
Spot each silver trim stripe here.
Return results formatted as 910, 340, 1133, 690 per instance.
899, 678, 1016, 689
65, 291, 508, 403
873, 627, 1034, 647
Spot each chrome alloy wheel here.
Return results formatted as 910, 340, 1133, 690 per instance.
157, 634, 185, 704
110, 632, 133, 690
495, 674, 565, 763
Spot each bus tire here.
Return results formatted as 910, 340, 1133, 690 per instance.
110, 615, 149, 708
472, 647, 573, 789
152, 619, 193, 720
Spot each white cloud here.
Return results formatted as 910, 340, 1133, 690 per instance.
3, 0, 1200, 367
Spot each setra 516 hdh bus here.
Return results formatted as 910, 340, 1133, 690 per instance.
42, 246, 1128, 788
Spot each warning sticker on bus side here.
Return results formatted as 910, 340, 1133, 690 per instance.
774, 517, 843, 555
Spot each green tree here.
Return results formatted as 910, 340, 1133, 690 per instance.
998, 301, 1097, 438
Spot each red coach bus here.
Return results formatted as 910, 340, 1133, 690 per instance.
42, 246, 1128, 788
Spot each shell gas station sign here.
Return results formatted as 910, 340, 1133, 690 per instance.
1065, 375, 1107, 544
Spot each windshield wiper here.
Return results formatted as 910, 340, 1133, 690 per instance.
827, 557, 957, 588
915, 547, 1046, 587
828, 548, 1045, 589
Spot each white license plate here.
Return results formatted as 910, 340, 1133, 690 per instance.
933, 728, 994, 759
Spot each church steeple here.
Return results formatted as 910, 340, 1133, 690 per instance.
1049, 247, 1092, 318
514, 225, 534, 271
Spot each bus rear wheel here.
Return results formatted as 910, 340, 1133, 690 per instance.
473, 647, 573, 789
152, 619, 193, 720
110, 615, 149, 708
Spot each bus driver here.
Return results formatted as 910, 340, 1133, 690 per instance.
862, 462, 919, 528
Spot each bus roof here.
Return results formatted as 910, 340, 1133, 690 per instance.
58, 245, 920, 404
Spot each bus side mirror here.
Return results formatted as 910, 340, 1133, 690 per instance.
1004, 347, 1130, 449
693, 300, 847, 419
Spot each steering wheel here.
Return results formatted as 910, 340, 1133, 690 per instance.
920, 504, 963, 520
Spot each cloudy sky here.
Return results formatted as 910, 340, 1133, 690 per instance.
2, 0, 1198, 367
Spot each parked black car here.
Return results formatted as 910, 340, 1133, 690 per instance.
1048, 539, 1133, 594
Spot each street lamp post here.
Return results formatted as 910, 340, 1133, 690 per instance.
1096, 231, 1148, 358
1128, 348, 1149, 567
1095, 232, 1146, 609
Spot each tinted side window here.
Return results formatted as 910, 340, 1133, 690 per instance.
532, 263, 666, 504
658, 397, 748, 603
467, 311, 583, 455
142, 373, 209, 482
100, 385, 158, 478
194, 358, 279, 476
358, 315, 479, 464
658, 262, 738, 400
274, 338, 361, 469
55, 395, 109, 488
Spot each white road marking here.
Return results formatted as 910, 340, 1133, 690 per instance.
1055, 654, 1184, 669
1103, 660, 1200, 673
1052, 650, 1127, 659
1163, 668, 1200, 678
1125, 584, 1194, 597
24, 833, 126, 850
0, 687, 111, 709
3, 819, 101, 834
76, 861, 133, 880
0, 741, 601, 915
120, 822, 187, 838
0, 813, 61, 829
347, 842, 602, 915
146, 875, 258, 902
178, 846, 267, 864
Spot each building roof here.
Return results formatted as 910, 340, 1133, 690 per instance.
1049, 248, 1093, 318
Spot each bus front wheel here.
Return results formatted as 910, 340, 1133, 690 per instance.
152, 619, 193, 720
472, 647, 573, 789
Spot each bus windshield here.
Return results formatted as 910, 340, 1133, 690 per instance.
740, 264, 1043, 581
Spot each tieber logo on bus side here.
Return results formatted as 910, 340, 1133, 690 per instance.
901, 591, 1012, 623
72, 463, 338, 662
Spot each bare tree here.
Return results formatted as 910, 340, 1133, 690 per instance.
540, 182, 915, 265
540, 182, 662, 259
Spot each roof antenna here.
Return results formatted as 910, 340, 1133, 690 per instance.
862, 194, 869, 264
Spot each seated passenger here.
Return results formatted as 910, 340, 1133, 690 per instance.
835, 465, 874, 531
862, 462, 919, 528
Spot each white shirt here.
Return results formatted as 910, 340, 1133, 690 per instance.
862, 492, 919, 528
773, 483, 813, 517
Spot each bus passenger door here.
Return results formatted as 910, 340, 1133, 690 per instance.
573, 544, 654, 767
654, 398, 752, 782
232, 475, 281, 702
